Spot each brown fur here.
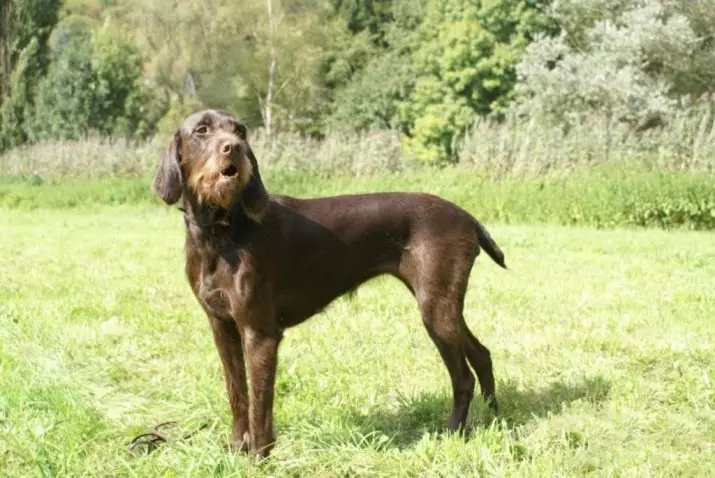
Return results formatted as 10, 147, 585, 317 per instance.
152, 109, 507, 458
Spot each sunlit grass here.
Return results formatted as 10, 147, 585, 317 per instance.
1, 207, 713, 476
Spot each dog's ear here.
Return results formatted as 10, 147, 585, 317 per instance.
241, 144, 269, 222
152, 131, 183, 205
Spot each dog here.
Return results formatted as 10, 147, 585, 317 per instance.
151, 109, 507, 458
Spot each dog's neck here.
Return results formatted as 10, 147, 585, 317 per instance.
180, 191, 251, 242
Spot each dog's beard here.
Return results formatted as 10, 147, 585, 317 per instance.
193, 174, 240, 210
187, 152, 253, 210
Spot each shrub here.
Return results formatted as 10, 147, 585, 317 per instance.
514, 0, 714, 128
0, 0, 61, 150
325, 0, 425, 133
29, 23, 158, 142
399, 0, 553, 164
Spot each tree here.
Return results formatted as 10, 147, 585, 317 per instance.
398, 0, 553, 164
326, 49, 413, 132
227, 0, 340, 135
333, 0, 394, 40
514, 0, 710, 128
118, 0, 337, 135
0, 0, 10, 98
90, 24, 157, 137
30, 24, 158, 141
662, 0, 715, 98
0, 0, 61, 150
30, 35, 95, 141
324, 0, 425, 132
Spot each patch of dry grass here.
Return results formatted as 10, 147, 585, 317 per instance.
2, 106, 714, 180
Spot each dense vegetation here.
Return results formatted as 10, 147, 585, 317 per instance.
1, 0, 714, 229
2, 0, 715, 161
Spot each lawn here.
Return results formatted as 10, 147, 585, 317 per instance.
0, 206, 713, 477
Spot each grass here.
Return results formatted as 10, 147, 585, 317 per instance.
1, 206, 713, 476
2, 106, 714, 181
2, 165, 714, 230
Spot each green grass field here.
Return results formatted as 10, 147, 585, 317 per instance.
1, 205, 713, 477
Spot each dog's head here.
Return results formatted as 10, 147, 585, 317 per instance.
152, 109, 269, 221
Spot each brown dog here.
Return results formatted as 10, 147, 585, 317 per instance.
152, 109, 507, 458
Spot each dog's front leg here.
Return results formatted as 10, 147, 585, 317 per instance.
242, 322, 281, 458
209, 316, 251, 453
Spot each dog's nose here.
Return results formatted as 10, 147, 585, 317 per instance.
220, 139, 240, 156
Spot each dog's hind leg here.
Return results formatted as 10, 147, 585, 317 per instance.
398, 231, 499, 431
463, 325, 498, 411
418, 294, 475, 432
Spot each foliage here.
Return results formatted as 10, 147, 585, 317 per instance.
399, 0, 553, 164
0, 38, 41, 150
0, 0, 61, 150
326, 45, 413, 132
90, 25, 161, 138
456, 102, 715, 177
3, 0, 715, 163
119, 0, 338, 135
4, 102, 715, 180
29, 24, 158, 141
514, 0, 715, 128
665, 0, 715, 98
226, 0, 340, 135
0, 0, 60, 94
325, 0, 424, 132
334, 0, 394, 38
30, 35, 95, 141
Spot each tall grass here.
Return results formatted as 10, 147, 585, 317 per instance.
2, 166, 714, 230
0, 130, 405, 180
2, 105, 714, 180
458, 104, 715, 177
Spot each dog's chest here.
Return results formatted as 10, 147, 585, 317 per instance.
194, 260, 235, 318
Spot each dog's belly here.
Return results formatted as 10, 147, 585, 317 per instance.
275, 299, 332, 328
274, 271, 381, 328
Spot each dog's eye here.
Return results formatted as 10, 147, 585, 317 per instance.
194, 125, 209, 135
236, 124, 247, 139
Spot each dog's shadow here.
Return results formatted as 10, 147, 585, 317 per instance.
334, 375, 611, 450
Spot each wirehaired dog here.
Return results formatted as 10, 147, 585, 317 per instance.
152, 109, 507, 457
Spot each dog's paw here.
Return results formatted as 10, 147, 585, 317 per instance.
230, 432, 251, 454
488, 397, 500, 413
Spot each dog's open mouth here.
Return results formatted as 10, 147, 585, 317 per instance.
221, 165, 238, 178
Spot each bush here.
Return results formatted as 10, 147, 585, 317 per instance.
29, 23, 158, 142
326, 49, 414, 132
399, 0, 553, 164
514, 0, 715, 128
29, 35, 96, 141
456, 103, 715, 177
325, 0, 424, 133
0, 0, 61, 150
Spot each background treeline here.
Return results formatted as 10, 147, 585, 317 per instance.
3, 0, 715, 162
1, 0, 715, 229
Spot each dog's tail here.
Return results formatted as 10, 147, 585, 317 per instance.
476, 220, 507, 269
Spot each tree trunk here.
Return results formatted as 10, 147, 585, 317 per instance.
263, 0, 277, 137
265, 58, 276, 136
